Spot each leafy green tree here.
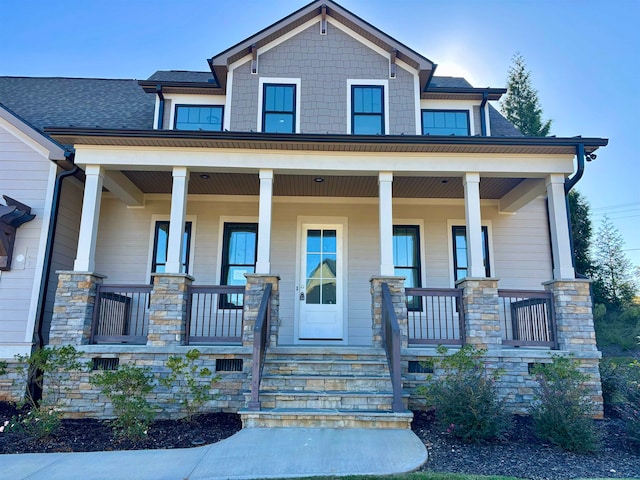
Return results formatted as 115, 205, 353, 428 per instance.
592, 215, 637, 308
501, 53, 552, 136
568, 190, 594, 276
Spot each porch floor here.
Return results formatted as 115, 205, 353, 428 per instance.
2, 427, 428, 480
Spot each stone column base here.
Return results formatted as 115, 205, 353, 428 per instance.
243, 274, 280, 347
147, 273, 193, 346
456, 277, 501, 350
370, 276, 408, 348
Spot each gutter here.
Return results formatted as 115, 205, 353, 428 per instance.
479, 91, 489, 136
33, 156, 80, 350
155, 85, 164, 130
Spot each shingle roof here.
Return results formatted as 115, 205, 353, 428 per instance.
0, 77, 155, 133
429, 76, 473, 88
488, 104, 522, 137
147, 71, 215, 83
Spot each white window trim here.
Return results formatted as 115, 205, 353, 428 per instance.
393, 219, 427, 289
215, 216, 259, 285
446, 219, 495, 287
167, 94, 226, 130
257, 78, 302, 133
347, 79, 390, 135
146, 214, 197, 282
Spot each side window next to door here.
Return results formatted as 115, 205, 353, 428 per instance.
452, 225, 490, 281
220, 223, 258, 308
393, 225, 422, 310
151, 221, 192, 280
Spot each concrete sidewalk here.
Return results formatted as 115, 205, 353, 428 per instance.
2, 428, 428, 480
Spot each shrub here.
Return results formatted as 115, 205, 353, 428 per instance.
530, 355, 600, 452
417, 345, 510, 443
607, 357, 640, 445
90, 364, 156, 440
8, 346, 81, 439
0, 360, 7, 376
159, 349, 220, 421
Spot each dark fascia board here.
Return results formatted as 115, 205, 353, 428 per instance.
423, 87, 506, 101
208, 0, 435, 92
138, 80, 223, 94
45, 127, 608, 152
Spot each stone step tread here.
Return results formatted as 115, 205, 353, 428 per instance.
267, 347, 385, 356
251, 390, 408, 397
262, 373, 391, 379
240, 407, 413, 417
265, 359, 388, 365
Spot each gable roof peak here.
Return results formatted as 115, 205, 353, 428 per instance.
208, 0, 436, 92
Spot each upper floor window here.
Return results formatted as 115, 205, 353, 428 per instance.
452, 225, 490, 281
174, 105, 223, 131
151, 221, 192, 275
262, 84, 296, 133
352, 85, 384, 134
393, 225, 422, 310
422, 110, 469, 136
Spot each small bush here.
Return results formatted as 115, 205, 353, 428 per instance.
607, 358, 640, 445
0, 360, 7, 376
159, 349, 220, 421
417, 345, 510, 443
530, 355, 600, 452
7, 346, 81, 439
90, 364, 155, 440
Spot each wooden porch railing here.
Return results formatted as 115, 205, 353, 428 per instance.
405, 287, 465, 345
498, 289, 557, 348
248, 283, 273, 411
91, 284, 152, 344
381, 283, 404, 413
187, 285, 245, 344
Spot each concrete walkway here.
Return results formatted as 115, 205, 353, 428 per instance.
2, 428, 428, 480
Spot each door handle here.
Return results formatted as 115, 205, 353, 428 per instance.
300, 292, 305, 301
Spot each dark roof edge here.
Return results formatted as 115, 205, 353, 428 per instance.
138, 80, 223, 92
44, 127, 608, 150
0, 103, 73, 161
425, 87, 507, 95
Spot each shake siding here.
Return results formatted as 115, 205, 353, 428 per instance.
231, 22, 415, 134
93, 195, 553, 346
0, 127, 50, 346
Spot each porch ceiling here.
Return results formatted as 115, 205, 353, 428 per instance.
122, 171, 525, 199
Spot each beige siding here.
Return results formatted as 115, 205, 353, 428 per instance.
0, 126, 52, 349
42, 179, 83, 343
94, 194, 553, 347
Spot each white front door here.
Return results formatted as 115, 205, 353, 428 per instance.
298, 224, 344, 340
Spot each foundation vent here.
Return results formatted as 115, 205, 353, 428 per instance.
216, 358, 243, 372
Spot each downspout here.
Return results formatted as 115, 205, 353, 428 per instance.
33, 156, 79, 350
156, 85, 164, 130
479, 91, 488, 136
563, 143, 586, 278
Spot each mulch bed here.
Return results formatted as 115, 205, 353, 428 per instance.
412, 410, 640, 480
0, 402, 241, 454
3, 401, 640, 480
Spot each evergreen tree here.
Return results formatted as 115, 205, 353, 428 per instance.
591, 215, 637, 308
568, 190, 593, 276
501, 53, 552, 136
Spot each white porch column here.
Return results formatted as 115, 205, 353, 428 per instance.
463, 172, 485, 278
546, 174, 575, 279
379, 171, 394, 276
255, 169, 273, 274
165, 167, 189, 274
74, 165, 104, 272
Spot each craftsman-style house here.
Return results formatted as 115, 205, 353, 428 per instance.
0, 0, 606, 427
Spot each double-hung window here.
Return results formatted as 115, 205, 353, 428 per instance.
422, 110, 469, 136
452, 225, 490, 281
393, 225, 422, 310
352, 85, 384, 134
220, 223, 258, 307
151, 221, 192, 276
174, 105, 223, 131
262, 84, 296, 133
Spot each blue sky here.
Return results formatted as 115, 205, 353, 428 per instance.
1, 0, 638, 268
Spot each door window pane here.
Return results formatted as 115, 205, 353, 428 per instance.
305, 229, 337, 305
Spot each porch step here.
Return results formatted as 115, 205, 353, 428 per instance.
241, 346, 412, 429
240, 408, 413, 429
244, 389, 406, 411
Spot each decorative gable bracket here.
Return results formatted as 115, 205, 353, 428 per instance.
0, 195, 36, 271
